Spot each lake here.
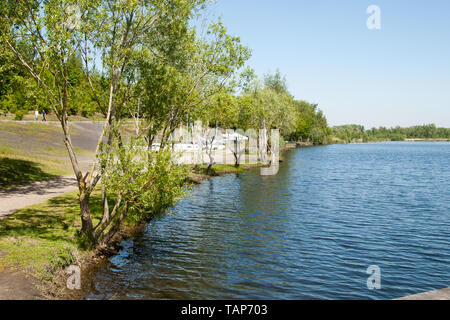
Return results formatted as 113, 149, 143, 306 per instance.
84, 142, 450, 299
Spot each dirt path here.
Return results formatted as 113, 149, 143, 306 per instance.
0, 175, 78, 220
0, 267, 41, 300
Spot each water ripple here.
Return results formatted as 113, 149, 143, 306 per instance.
85, 142, 450, 300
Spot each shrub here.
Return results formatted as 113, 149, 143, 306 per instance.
13, 110, 25, 120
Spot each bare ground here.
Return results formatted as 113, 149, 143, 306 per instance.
0, 267, 41, 300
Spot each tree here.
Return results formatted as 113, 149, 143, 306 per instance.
199, 126, 217, 174
264, 69, 288, 93
0, 0, 207, 245
133, 19, 251, 151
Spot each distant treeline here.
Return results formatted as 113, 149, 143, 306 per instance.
333, 124, 450, 143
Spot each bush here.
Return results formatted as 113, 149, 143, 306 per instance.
390, 134, 406, 141
81, 104, 96, 117
13, 110, 25, 120
309, 127, 327, 145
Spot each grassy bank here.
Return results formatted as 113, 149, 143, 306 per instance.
1, 111, 106, 122
0, 157, 66, 190
0, 121, 94, 189
0, 191, 97, 297
0, 188, 147, 298
0, 162, 265, 298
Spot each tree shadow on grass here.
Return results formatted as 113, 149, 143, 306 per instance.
0, 192, 103, 243
0, 157, 57, 190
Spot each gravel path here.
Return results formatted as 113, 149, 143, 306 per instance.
0, 175, 78, 220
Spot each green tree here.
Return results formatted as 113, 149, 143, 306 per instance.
0, 0, 210, 245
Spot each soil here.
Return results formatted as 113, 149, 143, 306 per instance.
0, 250, 41, 300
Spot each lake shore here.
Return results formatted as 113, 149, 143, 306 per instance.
335, 138, 450, 144
67, 142, 299, 300
0, 143, 298, 299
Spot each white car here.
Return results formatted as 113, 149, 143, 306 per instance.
174, 143, 201, 152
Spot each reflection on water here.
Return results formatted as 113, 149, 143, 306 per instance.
85, 142, 450, 299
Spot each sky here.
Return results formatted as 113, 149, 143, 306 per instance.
207, 0, 450, 128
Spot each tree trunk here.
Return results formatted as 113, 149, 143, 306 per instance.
80, 191, 93, 237
234, 138, 240, 168
100, 203, 128, 245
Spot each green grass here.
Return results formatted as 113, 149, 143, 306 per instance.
0, 191, 104, 280
193, 163, 264, 176
0, 156, 67, 190
0, 121, 94, 187
1, 111, 106, 122
210, 164, 245, 174
0, 121, 66, 137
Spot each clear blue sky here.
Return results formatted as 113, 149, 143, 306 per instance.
207, 0, 450, 128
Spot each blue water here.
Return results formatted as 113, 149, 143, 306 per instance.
85, 142, 450, 299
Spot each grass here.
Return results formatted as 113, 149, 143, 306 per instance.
1, 111, 106, 122
0, 121, 94, 185
0, 121, 65, 136
192, 163, 264, 177
0, 119, 276, 295
0, 191, 104, 280
0, 156, 67, 190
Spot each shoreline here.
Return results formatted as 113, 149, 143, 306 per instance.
71, 143, 299, 300
64, 143, 298, 299
335, 139, 450, 144
2, 141, 447, 300
0, 143, 298, 300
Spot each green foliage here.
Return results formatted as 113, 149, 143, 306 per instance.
100, 134, 189, 224
0, 0, 334, 253
264, 70, 288, 93
333, 124, 450, 142
205, 91, 239, 128
289, 100, 331, 144
222, 71, 332, 145
332, 124, 365, 143
13, 110, 25, 120
48, 246, 76, 271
